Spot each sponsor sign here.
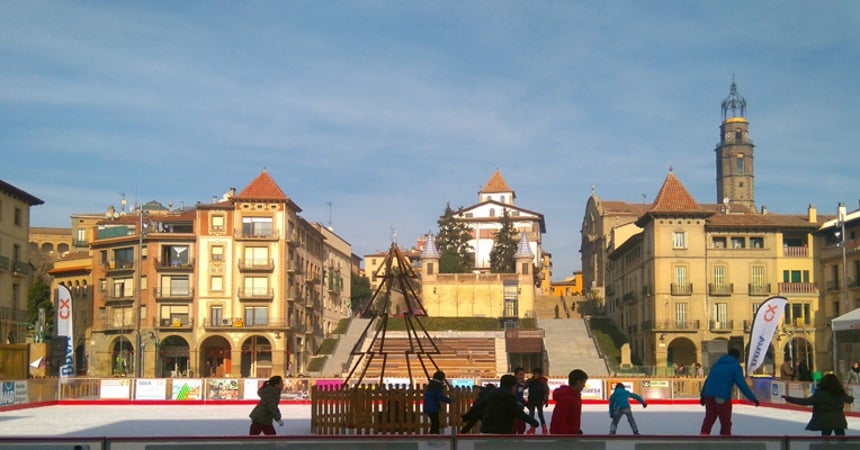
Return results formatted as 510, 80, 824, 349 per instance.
207, 379, 240, 400
135, 378, 167, 400
747, 296, 787, 373
1, 381, 15, 406
100, 379, 131, 399
171, 379, 202, 400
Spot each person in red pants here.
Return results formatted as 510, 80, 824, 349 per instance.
699, 348, 759, 435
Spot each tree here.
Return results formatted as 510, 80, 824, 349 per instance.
489, 209, 518, 273
436, 203, 473, 273
27, 275, 54, 338
350, 274, 372, 315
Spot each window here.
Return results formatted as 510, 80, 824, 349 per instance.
76, 228, 86, 243
752, 265, 765, 286
736, 155, 745, 174
211, 215, 225, 231
675, 303, 688, 326
242, 217, 273, 237
114, 247, 134, 268
426, 262, 434, 276
100, 250, 107, 265
672, 232, 687, 249
713, 303, 728, 327
244, 246, 269, 266
712, 237, 726, 249
783, 270, 809, 283
750, 237, 764, 249
210, 306, 223, 326
109, 306, 134, 328
210, 276, 223, 292
713, 265, 726, 286
731, 237, 745, 249
162, 245, 190, 266
211, 245, 224, 261
244, 277, 268, 296
674, 266, 687, 285
160, 305, 189, 326
14, 207, 22, 226
112, 278, 133, 299
489, 208, 496, 217
99, 279, 106, 292
244, 306, 269, 326
160, 276, 190, 296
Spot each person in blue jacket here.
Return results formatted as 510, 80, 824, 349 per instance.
609, 383, 647, 435
699, 348, 760, 435
423, 370, 452, 434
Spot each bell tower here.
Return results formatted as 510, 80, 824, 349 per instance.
715, 78, 755, 211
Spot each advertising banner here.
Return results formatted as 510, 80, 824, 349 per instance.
135, 378, 167, 400
100, 379, 131, 399
55, 285, 75, 377
207, 379, 240, 400
747, 296, 787, 373
171, 379, 203, 400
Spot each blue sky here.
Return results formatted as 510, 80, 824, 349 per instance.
2, 1, 858, 279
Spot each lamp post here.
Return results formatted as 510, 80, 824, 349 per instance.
833, 202, 849, 374
135, 207, 147, 378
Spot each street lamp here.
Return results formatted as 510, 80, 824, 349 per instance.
135, 208, 148, 378
837, 202, 849, 315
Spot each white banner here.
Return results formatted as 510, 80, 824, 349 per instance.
56, 285, 75, 377
747, 295, 787, 373
135, 378, 167, 400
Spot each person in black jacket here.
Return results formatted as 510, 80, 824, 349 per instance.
248, 376, 284, 435
783, 373, 855, 436
525, 367, 549, 434
423, 370, 452, 434
480, 374, 539, 434
460, 383, 495, 433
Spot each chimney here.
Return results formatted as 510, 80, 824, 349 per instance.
212, 195, 218, 204
760, 204, 768, 215
807, 204, 817, 223
180, 201, 185, 210
168, 202, 174, 211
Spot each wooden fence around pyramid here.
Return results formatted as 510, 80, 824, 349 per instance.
343, 242, 441, 386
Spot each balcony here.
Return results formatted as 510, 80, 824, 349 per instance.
202, 317, 288, 329
0, 255, 9, 271
234, 230, 280, 241
748, 283, 771, 296
708, 283, 733, 296
778, 282, 818, 295
782, 246, 808, 257
622, 291, 636, 303
237, 288, 274, 301
670, 283, 693, 296
72, 239, 88, 248
104, 293, 134, 303
709, 320, 733, 332
105, 261, 135, 274
238, 258, 274, 272
154, 257, 194, 271
655, 320, 700, 331
156, 317, 193, 330
826, 280, 840, 292
12, 260, 32, 276
286, 264, 302, 274
153, 287, 194, 301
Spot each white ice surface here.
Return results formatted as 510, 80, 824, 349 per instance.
1, 403, 859, 438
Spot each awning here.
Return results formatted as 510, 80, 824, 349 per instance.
832, 307, 860, 332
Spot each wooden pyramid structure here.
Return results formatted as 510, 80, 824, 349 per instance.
343, 242, 441, 386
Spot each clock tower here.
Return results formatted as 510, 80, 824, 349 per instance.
715, 79, 755, 211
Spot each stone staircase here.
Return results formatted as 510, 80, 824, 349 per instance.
316, 317, 371, 377
534, 294, 609, 378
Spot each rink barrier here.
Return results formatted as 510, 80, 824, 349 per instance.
1, 433, 860, 450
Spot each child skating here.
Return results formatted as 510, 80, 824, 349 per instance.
608, 382, 647, 435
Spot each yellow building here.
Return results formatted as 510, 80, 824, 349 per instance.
550, 271, 583, 297
0, 179, 43, 344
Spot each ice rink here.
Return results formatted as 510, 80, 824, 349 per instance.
1, 403, 860, 438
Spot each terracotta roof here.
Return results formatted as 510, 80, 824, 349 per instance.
0, 179, 44, 206
480, 169, 513, 193
600, 201, 649, 216
650, 171, 703, 213
708, 213, 821, 229
236, 169, 288, 201
30, 227, 72, 235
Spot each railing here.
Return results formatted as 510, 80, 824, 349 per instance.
105, 261, 135, 272
72, 239, 88, 247
234, 230, 280, 241
153, 287, 194, 300
154, 257, 194, 270
12, 259, 32, 275
778, 282, 817, 295
748, 283, 770, 296
670, 283, 693, 296
622, 291, 636, 303
238, 258, 274, 271
201, 317, 288, 328
104, 293, 134, 302
655, 319, 700, 331
155, 317, 194, 329
782, 245, 808, 257
237, 288, 274, 300
708, 283, 733, 296
709, 320, 733, 331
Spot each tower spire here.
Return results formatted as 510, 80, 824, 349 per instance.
721, 77, 747, 120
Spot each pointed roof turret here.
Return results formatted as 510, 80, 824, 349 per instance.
515, 233, 533, 259
422, 233, 440, 258
235, 169, 290, 202
481, 169, 513, 194
649, 168, 702, 213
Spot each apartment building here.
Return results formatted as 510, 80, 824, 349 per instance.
0, 179, 43, 344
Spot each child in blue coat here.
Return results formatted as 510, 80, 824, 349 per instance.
608, 382, 647, 435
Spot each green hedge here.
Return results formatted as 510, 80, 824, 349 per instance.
333, 318, 350, 335
381, 316, 537, 331
307, 356, 327, 372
